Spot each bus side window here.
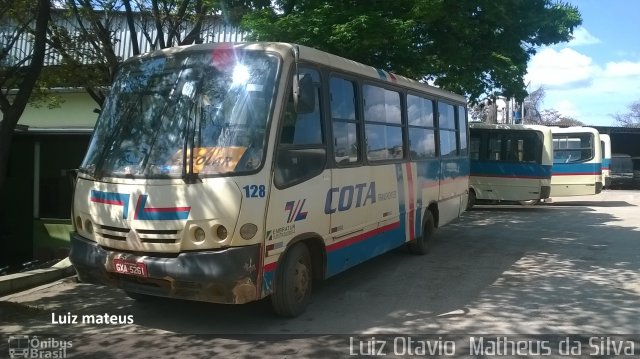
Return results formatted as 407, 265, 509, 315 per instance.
330, 76, 360, 165
274, 68, 327, 188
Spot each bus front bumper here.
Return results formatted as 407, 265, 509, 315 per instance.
69, 233, 261, 304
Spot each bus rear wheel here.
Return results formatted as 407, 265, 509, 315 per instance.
408, 211, 435, 255
466, 189, 476, 210
271, 242, 312, 317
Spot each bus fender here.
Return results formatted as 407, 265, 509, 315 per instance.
278, 232, 326, 281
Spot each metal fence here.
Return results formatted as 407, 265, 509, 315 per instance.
1, 10, 246, 67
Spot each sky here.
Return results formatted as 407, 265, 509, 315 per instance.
524, 0, 640, 126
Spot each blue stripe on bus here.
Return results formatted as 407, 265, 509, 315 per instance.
262, 270, 274, 295
602, 158, 611, 170
552, 162, 601, 175
471, 162, 552, 179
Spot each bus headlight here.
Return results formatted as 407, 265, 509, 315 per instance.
193, 227, 206, 242
239, 223, 258, 240
215, 225, 228, 240
84, 220, 93, 235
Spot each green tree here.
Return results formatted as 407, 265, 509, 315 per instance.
612, 100, 640, 128
0, 0, 51, 191
242, 0, 581, 102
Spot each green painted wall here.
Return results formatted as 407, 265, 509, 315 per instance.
17, 91, 98, 128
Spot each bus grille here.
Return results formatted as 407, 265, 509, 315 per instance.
96, 224, 181, 244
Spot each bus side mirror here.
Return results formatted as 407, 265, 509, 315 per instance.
293, 73, 315, 114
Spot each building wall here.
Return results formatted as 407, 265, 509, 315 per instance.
18, 91, 98, 128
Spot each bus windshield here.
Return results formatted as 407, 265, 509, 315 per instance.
80, 49, 279, 179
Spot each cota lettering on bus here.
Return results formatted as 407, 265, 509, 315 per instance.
324, 182, 376, 214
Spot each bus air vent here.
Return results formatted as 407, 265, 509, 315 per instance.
96, 224, 129, 241
136, 229, 181, 244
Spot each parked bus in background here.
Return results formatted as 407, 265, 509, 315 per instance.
600, 134, 611, 188
610, 153, 634, 188
69, 42, 470, 317
467, 123, 553, 208
550, 127, 602, 197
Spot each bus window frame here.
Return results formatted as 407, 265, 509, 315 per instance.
360, 80, 406, 165
327, 72, 363, 169
273, 65, 328, 190
406, 91, 439, 161
436, 99, 462, 159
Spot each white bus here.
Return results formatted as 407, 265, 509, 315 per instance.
468, 123, 553, 207
69, 42, 470, 316
600, 134, 611, 188
550, 127, 603, 197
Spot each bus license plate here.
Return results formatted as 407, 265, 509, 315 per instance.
113, 259, 148, 277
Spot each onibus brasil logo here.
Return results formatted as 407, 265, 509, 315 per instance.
8, 335, 72, 358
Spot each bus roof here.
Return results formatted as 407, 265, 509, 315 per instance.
549, 126, 600, 135
125, 42, 467, 104
469, 123, 552, 133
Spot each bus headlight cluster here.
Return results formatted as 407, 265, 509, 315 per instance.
74, 215, 95, 241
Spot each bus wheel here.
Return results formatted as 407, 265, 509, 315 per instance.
408, 211, 435, 255
271, 242, 312, 317
519, 199, 539, 206
466, 189, 476, 210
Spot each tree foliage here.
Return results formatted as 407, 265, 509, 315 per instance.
0, 0, 51, 191
612, 100, 640, 128
537, 109, 584, 126
242, 0, 581, 102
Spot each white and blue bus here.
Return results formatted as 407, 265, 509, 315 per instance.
600, 134, 611, 188
467, 123, 553, 207
550, 126, 602, 197
69, 42, 470, 316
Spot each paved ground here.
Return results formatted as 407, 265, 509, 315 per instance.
1, 190, 639, 358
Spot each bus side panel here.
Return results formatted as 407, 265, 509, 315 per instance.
262, 169, 331, 297
415, 159, 441, 234
550, 162, 602, 196
439, 157, 469, 225
470, 162, 552, 201
324, 164, 406, 277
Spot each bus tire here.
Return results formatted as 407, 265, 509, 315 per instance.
271, 242, 312, 317
466, 189, 476, 210
408, 211, 435, 255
